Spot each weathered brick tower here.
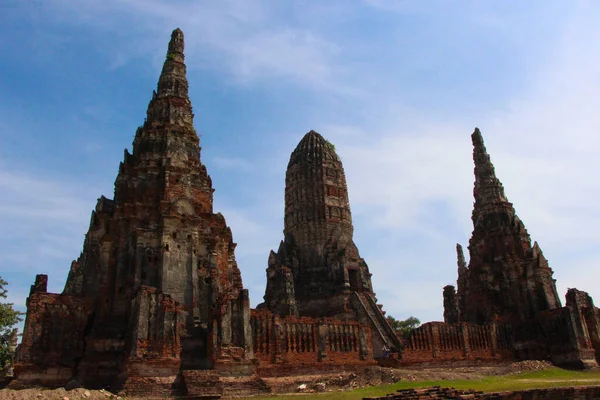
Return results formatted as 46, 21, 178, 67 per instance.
439, 128, 600, 368
259, 130, 400, 356
16, 29, 254, 395
444, 128, 562, 325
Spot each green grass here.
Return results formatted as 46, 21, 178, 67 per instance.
240, 368, 600, 400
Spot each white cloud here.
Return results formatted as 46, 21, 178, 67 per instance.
196, 1, 600, 321
313, 2, 600, 322
233, 29, 339, 86
336, 123, 473, 230
0, 167, 97, 294
33, 0, 342, 89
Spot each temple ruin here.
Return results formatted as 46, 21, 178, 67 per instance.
14, 29, 254, 398
434, 128, 600, 368
452, 128, 561, 325
257, 130, 401, 358
10, 29, 600, 398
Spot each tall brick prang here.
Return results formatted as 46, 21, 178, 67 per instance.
450, 128, 562, 325
441, 128, 599, 369
15, 29, 254, 394
259, 130, 400, 357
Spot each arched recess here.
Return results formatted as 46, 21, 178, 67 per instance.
330, 206, 341, 219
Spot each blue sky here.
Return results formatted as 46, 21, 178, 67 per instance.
2, 1, 600, 333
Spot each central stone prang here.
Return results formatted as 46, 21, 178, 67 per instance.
257, 130, 401, 357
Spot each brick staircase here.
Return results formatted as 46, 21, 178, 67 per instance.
122, 375, 184, 399
181, 370, 223, 399
353, 292, 401, 351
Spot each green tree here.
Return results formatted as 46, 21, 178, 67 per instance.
386, 315, 421, 339
0, 277, 23, 373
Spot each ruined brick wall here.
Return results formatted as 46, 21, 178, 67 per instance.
324, 320, 371, 365
127, 286, 182, 361
14, 280, 93, 387
511, 307, 597, 369
251, 310, 278, 365
566, 288, 600, 362
417, 304, 600, 369
400, 322, 513, 364
442, 285, 459, 324
542, 308, 581, 361
251, 309, 374, 375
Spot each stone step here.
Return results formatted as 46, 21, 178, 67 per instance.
220, 375, 270, 397
122, 376, 184, 399
355, 292, 397, 349
181, 370, 223, 399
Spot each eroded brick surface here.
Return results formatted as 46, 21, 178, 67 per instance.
15, 32, 600, 400
258, 131, 400, 358
251, 309, 375, 374
400, 322, 513, 365
13, 284, 93, 388
13, 29, 253, 396
441, 128, 600, 369
453, 129, 561, 325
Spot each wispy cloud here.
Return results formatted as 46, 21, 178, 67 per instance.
0, 166, 97, 295
319, 1, 600, 321
0, 165, 97, 331
23, 0, 342, 89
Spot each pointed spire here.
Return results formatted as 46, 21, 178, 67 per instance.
472, 127, 509, 210
156, 28, 189, 100
456, 243, 467, 276
471, 127, 485, 151
168, 28, 184, 58
129, 28, 199, 170
138, 28, 194, 132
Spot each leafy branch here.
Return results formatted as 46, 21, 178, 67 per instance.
0, 277, 23, 373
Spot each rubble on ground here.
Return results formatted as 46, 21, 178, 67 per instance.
0, 361, 556, 398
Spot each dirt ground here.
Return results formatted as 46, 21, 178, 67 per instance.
264, 360, 553, 394
0, 387, 122, 400
0, 361, 553, 399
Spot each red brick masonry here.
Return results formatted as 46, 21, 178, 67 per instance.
400, 322, 513, 365
251, 309, 375, 376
